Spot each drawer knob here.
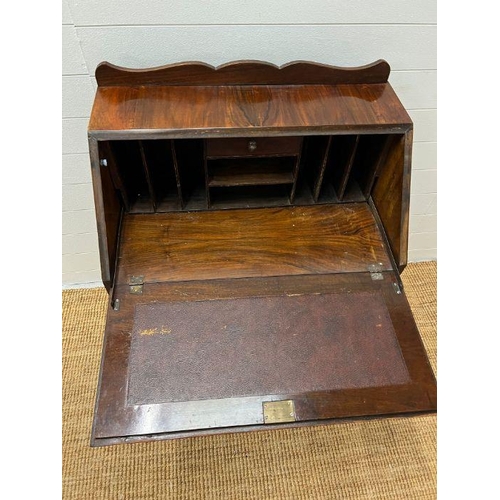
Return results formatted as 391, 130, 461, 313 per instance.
248, 140, 257, 152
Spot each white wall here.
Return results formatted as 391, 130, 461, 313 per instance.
62, 0, 437, 287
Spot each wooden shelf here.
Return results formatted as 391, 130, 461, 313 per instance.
208, 158, 295, 187
209, 185, 292, 209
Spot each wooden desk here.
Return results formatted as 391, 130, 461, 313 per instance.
88, 60, 436, 446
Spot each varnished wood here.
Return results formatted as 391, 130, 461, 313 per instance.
331, 135, 360, 200
361, 135, 397, 197
108, 140, 154, 212
88, 138, 122, 290
115, 204, 392, 285
207, 159, 295, 187
311, 136, 332, 201
91, 272, 436, 443
169, 141, 184, 209
92, 412, 436, 446
209, 185, 292, 209
95, 59, 391, 87
371, 132, 411, 269
205, 136, 302, 158
138, 141, 158, 210
204, 136, 302, 206
289, 145, 303, 203
100, 141, 130, 211
399, 130, 413, 270
88, 84, 412, 138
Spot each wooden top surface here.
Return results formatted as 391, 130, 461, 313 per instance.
116, 204, 392, 285
88, 82, 412, 137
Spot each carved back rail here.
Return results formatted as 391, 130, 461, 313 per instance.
95, 59, 391, 87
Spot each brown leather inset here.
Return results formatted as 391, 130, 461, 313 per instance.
127, 291, 410, 405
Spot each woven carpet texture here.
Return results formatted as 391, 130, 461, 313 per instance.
62, 262, 437, 500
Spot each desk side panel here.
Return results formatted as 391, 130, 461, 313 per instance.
371, 130, 412, 270
89, 137, 122, 290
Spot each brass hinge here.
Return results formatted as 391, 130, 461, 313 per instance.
129, 275, 144, 294
368, 263, 384, 281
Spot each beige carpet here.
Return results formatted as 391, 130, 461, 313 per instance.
62, 262, 437, 499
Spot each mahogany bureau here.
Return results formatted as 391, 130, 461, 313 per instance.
87, 60, 437, 446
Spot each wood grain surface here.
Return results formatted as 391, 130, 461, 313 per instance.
371, 131, 412, 269
205, 136, 302, 158
88, 84, 412, 137
88, 138, 122, 290
207, 159, 295, 187
115, 204, 392, 285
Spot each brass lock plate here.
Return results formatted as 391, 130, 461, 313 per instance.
262, 400, 296, 424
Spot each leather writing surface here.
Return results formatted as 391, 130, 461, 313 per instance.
128, 291, 410, 405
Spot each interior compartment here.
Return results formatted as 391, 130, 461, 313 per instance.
328, 135, 360, 200
351, 135, 395, 197
174, 139, 205, 209
110, 140, 153, 212
106, 139, 182, 213
140, 140, 182, 211
102, 133, 405, 214
207, 157, 296, 187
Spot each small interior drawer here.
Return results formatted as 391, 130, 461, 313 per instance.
205, 137, 302, 158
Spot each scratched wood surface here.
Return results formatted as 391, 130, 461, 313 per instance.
115, 204, 392, 285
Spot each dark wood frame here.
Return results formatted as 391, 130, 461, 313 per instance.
94, 59, 391, 87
